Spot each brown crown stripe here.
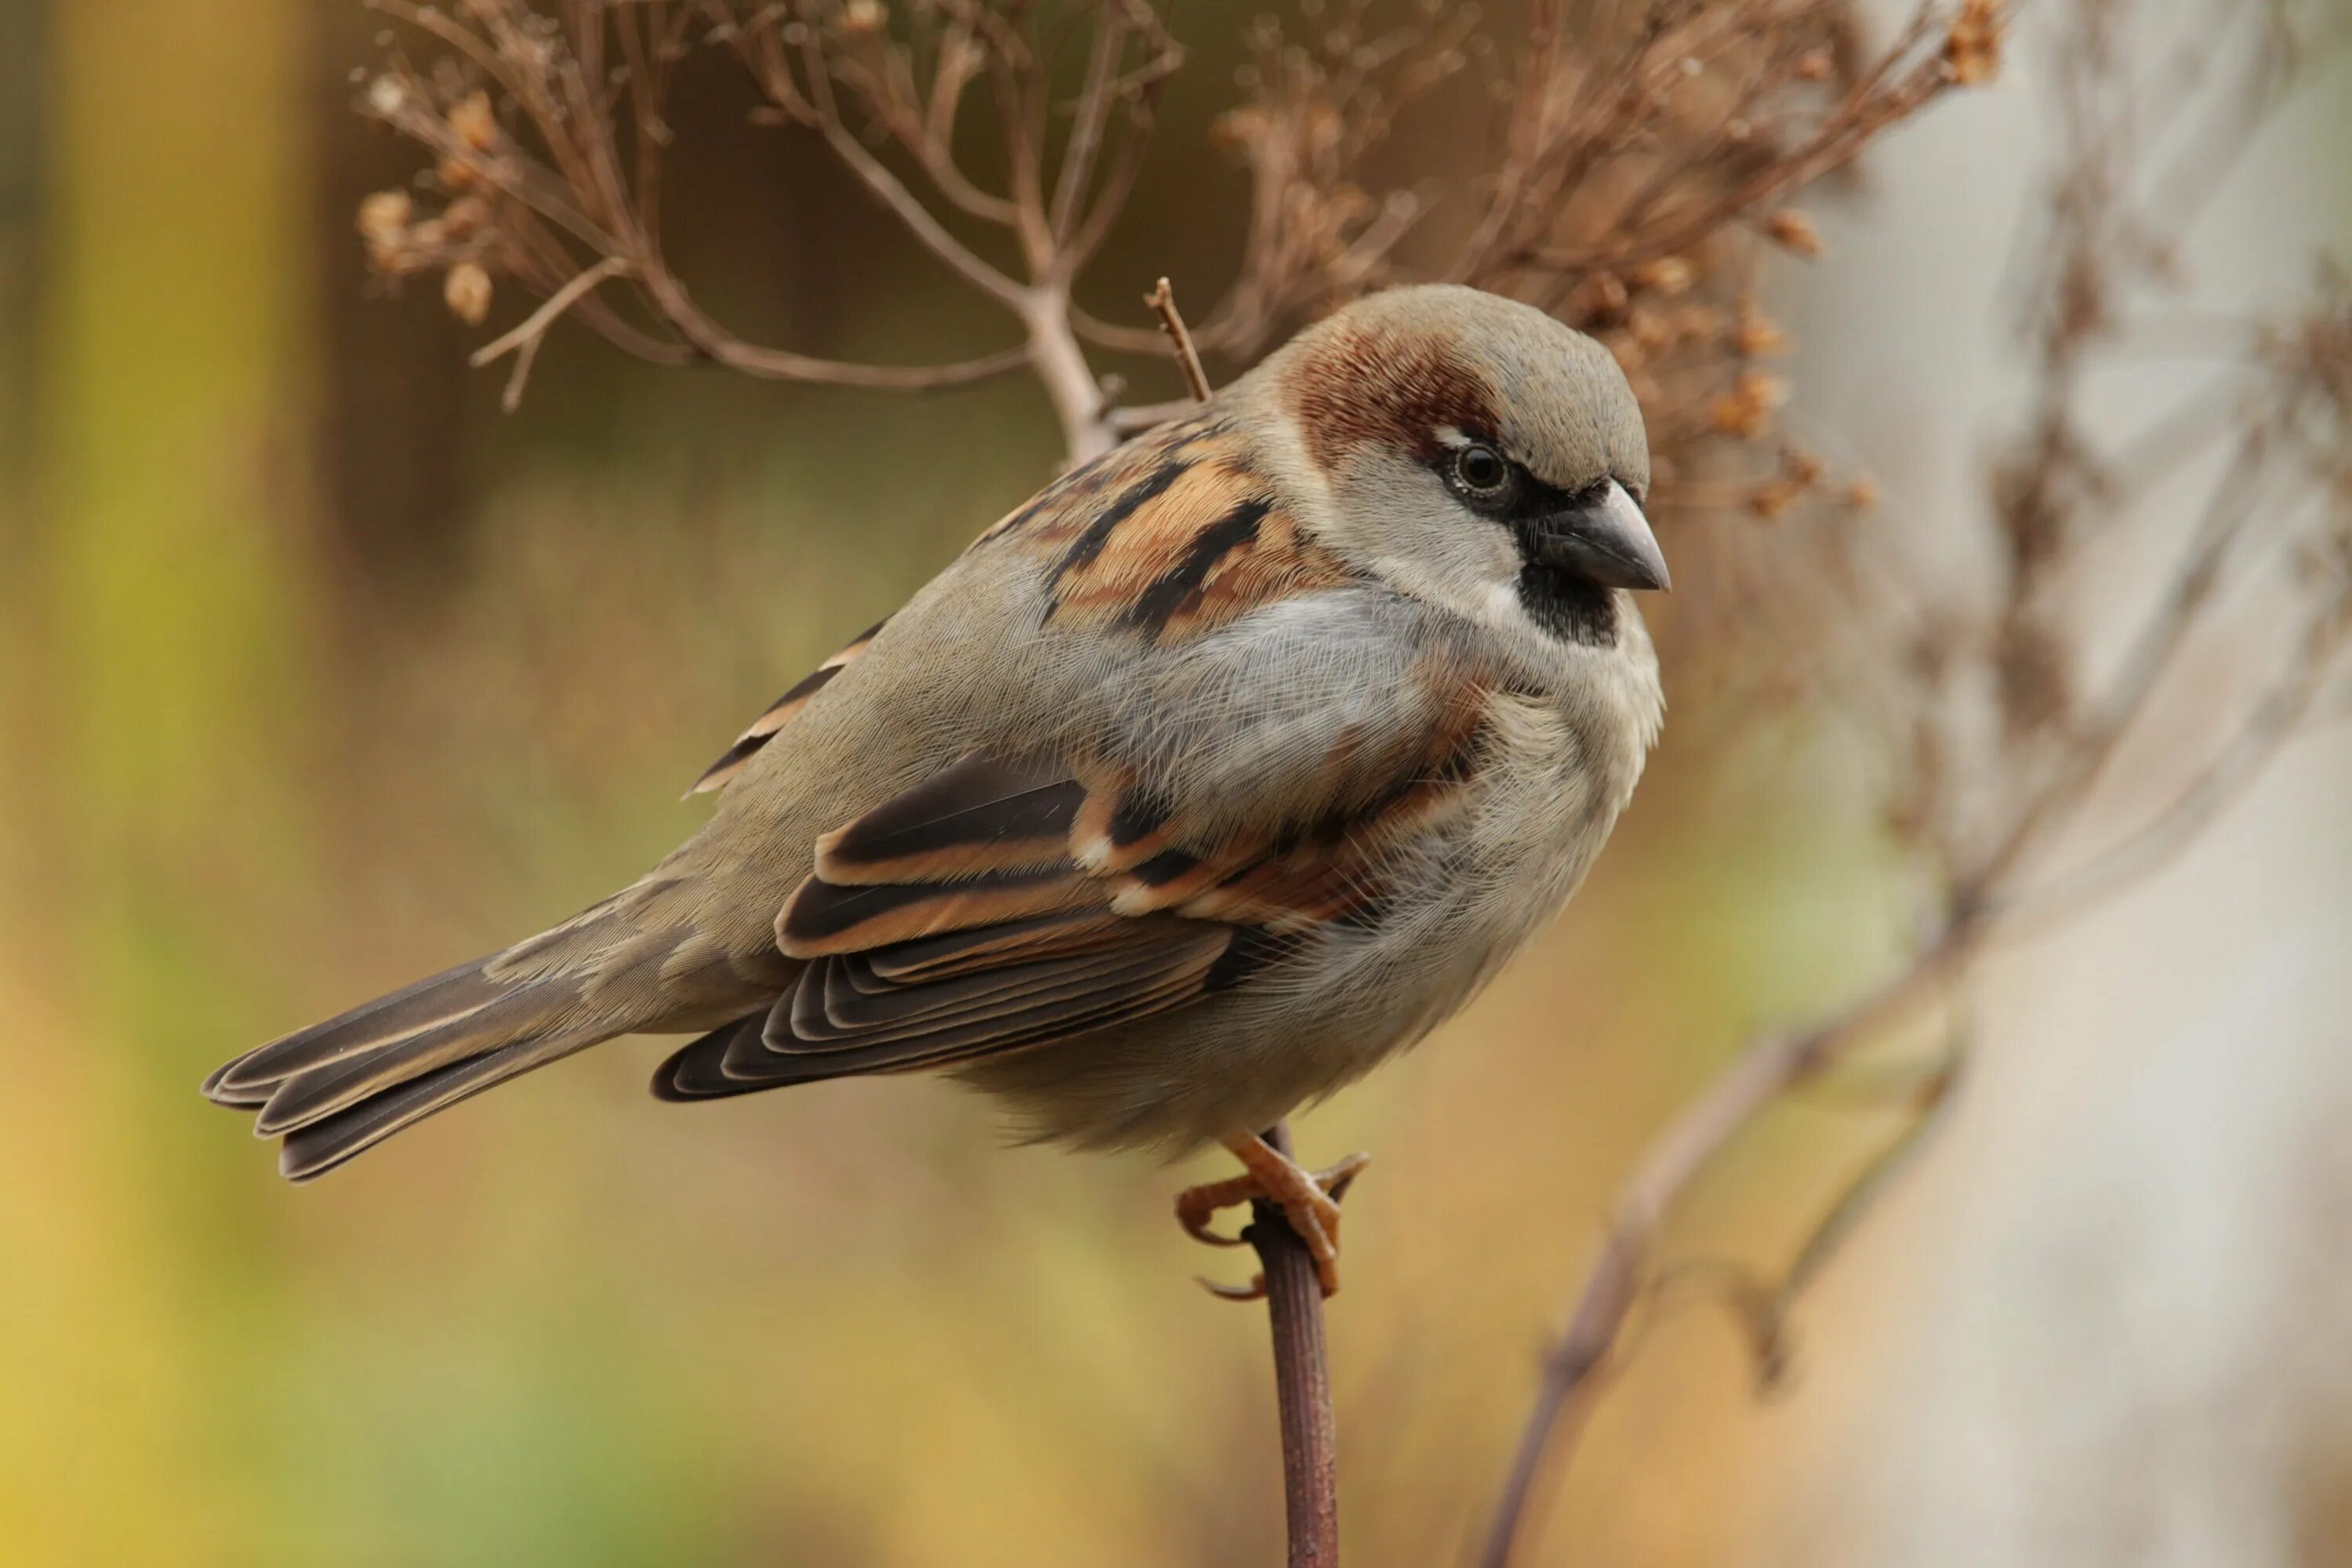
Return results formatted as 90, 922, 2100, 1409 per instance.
1284, 324, 1501, 471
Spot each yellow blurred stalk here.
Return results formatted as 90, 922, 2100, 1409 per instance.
6, 0, 316, 1559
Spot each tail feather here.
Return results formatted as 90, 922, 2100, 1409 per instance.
277, 1032, 598, 1182
249, 979, 582, 1137
203, 891, 741, 1179
201, 954, 506, 1102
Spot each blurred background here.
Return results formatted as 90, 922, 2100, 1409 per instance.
3, 1, 2350, 1564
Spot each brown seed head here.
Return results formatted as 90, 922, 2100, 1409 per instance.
1765, 209, 1824, 259
448, 91, 498, 153
1711, 369, 1787, 438
445, 263, 493, 326
1944, 0, 2005, 88
357, 189, 412, 245
1630, 256, 1696, 297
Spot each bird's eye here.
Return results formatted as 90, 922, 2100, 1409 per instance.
1452, 443, 1511, 497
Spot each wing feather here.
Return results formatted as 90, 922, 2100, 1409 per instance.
696, 702, 1490, 1094
686, 619, 886, 797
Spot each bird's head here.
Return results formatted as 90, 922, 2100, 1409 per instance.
1240, 284, 1664, 648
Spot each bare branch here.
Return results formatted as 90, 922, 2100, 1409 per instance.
1144, 277, 1210, 403
1051, 6, 1128, 247
1247, 1121, 1342, 1568
2000, 593, 2352, 927
470, 255, 635, 409
768, 22, 1028, 309
1478, 927, 1978, 1568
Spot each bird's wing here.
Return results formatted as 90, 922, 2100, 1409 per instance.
655, 590, 1504, 1096
685, 617, 888, 796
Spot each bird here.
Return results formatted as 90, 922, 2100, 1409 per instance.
201, 283, 1668, 1297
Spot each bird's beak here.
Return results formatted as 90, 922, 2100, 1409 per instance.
1530, 479, 1670, 592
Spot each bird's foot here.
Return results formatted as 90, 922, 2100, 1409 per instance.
1175, 1134, 1369, 1301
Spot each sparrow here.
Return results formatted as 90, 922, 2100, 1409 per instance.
202, 283, 1668, 1295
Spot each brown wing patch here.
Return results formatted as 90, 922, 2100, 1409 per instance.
779, 868, 1104, 959
1046, 459, 1252, 612
658, 675, 1510, 1104
973, 414, 1221, 550
1052, 480, 1356, 641
977, 413, 1356, 641
743, 755, 1252, 1083
687, 619, 886, 797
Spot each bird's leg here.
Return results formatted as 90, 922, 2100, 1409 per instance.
1176, 1134, 1370, 1300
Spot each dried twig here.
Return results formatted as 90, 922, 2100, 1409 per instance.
1145, 277, 1211, 403
469, 254, 633, 409
355, 0, 1998, 517
1478, 928, 1976, 1568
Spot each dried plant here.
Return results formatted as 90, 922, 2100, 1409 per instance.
331, 0, 2352, 1560
351, 0, 1992, 477
1478, 0, 2352, 1560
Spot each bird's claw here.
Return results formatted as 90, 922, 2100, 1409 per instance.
1176, 1141, 1370, 1301
1198, 1272, 1268, 1302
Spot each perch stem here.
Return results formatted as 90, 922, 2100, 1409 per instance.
1250, 1120, 1341, 1568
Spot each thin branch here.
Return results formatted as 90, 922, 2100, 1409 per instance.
777, 27, 1031, 310
470, 255, 634, 408
1478, 10, 2352, 1562
1051, 5, 1128, 246
1136, 287, 1338, 1566
1998, 594, 2352, 927
1018, 285, 1117, 463
1247, 1120, 1341, 1568
1477, 925, 1980, 1568
1145, 277, 1211, 402
633, 255, 1034, 387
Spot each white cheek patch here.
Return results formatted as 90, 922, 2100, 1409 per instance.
1480, 578, 1529, 630
1369, 534, 1526, 637
1369, 552, 1461, 612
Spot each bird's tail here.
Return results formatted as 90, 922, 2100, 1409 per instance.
201, 881, 767, 1181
